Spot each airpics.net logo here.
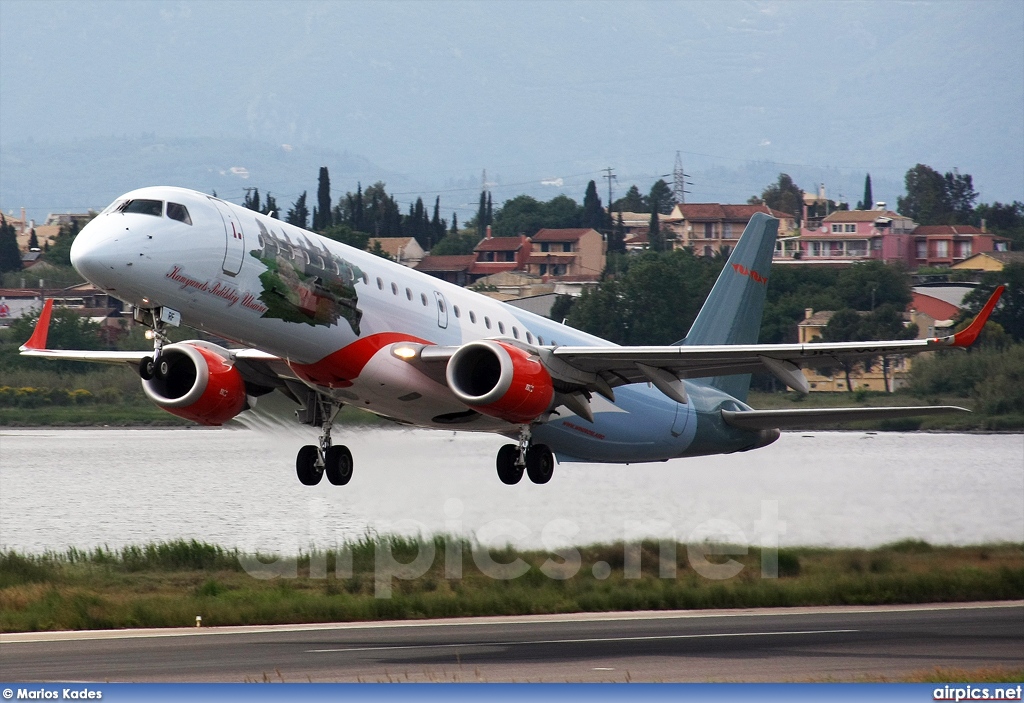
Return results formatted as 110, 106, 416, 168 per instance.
234, 499, 788, 598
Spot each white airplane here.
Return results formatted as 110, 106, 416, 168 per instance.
21, 187, 1003, 486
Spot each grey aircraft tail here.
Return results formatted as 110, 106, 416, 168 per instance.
681, 211, 779, 401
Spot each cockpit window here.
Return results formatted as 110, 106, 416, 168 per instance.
118, 199, 164, 217
101, 199, 126, 215
167, 202, 192, 225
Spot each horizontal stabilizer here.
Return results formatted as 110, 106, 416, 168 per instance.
721, 405, 969, 430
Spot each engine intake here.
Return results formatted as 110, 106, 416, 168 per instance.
446, 340, 554, 424
141, 343, 247, 426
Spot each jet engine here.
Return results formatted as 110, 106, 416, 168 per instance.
445, 340, 554, 424
141, 342, 247, 426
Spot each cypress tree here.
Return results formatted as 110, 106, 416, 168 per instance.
354, 183, 364, 231
28, 229, 39, 250
286, 192, 309, 228
486, 192, 493, 227
861, 174, 873, 210
582, 180, 604, 231
451, 213, 458, 235
476, 191, 488, 238
0, 215, 23, 273
314, 167, 331, 230
648, 208, 663, 252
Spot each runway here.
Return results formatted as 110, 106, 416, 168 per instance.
2, 602, 1021, 683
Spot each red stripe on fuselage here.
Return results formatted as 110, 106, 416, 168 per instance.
289, 332, 433, 388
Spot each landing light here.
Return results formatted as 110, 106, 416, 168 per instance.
392, 344, 420, 361
144, 330, 155, 340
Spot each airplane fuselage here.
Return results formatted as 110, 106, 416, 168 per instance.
70, 186, 764, 463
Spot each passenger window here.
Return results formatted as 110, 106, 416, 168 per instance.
498, 321, 505, 334
437, 299, 445, 313
537, 335, 544, 345
469, 311, 476, 324
513, 327, 520, 339
484, 317, 491, 329
361, 273, 368, 285
421, 293, 428, 306
453, 305, 460, 318
526, 331, 533, 344
391, 282, 398, 295
406, 288, 413, 301
377, 277, 383, 290
166, 202, 192, 225
120, 199, 163, 217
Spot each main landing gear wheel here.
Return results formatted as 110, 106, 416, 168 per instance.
139, 356, 155, 381
325, 445, 353, 486
296, 445, 323, 486
496, 444, 524, 485
526, 444, 554, 484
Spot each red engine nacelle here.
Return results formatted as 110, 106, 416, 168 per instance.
445, 340, 554, 424
141, 343, 247, 426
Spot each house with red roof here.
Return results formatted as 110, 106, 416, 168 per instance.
471, 232, 532, 278
525, 228, 605, 281
664, 203, 797, 257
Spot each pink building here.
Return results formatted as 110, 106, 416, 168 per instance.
774, 207, 1009, 268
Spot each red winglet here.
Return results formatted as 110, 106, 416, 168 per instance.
21, 298, 55, 351
951, 285, 1005, 348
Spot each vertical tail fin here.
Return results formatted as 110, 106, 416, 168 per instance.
682, 212, 778, 401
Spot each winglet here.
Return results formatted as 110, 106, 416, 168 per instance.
20, 299, 54, 351
950, 285, 1005, 348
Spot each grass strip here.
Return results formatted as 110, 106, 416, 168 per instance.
1, 538, 1021, 633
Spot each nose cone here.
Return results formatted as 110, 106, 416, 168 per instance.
70, 218, 116, 285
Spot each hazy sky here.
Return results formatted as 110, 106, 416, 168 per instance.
1, 0, 1022, 208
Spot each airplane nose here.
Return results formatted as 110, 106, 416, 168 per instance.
70, 219, 117, 284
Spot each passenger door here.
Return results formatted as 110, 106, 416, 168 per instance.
211, 198, 245, 276
434, 291, 449, 329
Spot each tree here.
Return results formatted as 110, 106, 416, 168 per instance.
368, 240, 394, 261
582, 180, 605, 231
476, 190, 488, 238
431, 231, 479, 255
974, 201, 1024, 249
263, 193, 279, 218
0, 215, 22, 273
243, 188, 261, 212
313, 167, 332, 231
286, 192, 310, 228
856, 174, 873, 210
28, 229, 39, 250
648, 208, 665, 252
430, 196, 444, 249
450, 213, 458, 235
961, 264, 1024, 342
42, 220, 79, 267
566, 249, 722, 345
647, 179, 675, 215
834, 260, 912, 311
322, 223, 370, 251
490, 194, 582, 238
897, 164, 978, 225
612, 185, 646, 213
607, 209, 627, 255
759, 174, 804, 222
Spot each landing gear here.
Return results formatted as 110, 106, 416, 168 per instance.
137, 308, 171, 382
295, 393, 354, 486
495, 426, 555, 485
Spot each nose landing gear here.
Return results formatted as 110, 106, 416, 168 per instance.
295, 393, 353, 487
496, 425, 554, 485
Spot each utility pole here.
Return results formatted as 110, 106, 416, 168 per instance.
672, 151, 691, 205
601, 166, 616, 211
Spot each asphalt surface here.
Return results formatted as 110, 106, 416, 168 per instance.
2, 602, 1022, 683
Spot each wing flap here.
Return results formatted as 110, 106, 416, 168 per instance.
721, 406, 969, 430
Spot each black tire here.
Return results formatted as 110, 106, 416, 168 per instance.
526, 444, 554, 484
325, 445, 353, 486
496, 444, 523, 485
139, 356, 155, 381
296, 445, 322, 486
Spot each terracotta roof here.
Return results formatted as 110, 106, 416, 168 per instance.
822, 210, 906, 223
798, 310, 835, 327
675, 203, 793, 221
989, 251, 1024, 264
469, 262, 520, 275
414, 255, 475, 272
912, 225, 985, 236
532, 228, 596, 242
474, 236, 527, 252
368, 237, 422, 259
